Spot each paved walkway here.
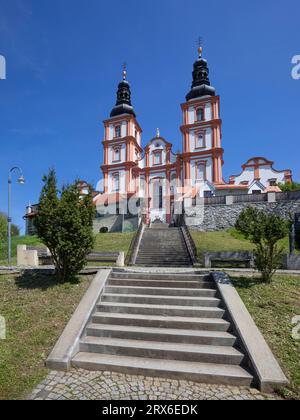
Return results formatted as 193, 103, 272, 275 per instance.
30, 369, 280, 400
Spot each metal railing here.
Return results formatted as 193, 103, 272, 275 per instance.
276, 190, 300, 202
204, 196, 226, 205
232, 194, 268, 204
202, 190, 300, 206
125, 216, 146, 265
176, 209, 198, 265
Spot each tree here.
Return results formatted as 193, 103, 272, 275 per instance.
278, 182, 300, 192
34, 169, 95, 282
0, 212, 20, 240
235, 207, 289, 282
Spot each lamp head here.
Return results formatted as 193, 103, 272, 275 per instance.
18, 175, 25, 185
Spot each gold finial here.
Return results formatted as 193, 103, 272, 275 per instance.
197, 36, 203, 57
122, 62, 127, 80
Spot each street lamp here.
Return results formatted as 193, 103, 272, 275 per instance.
8, 166, 25, 266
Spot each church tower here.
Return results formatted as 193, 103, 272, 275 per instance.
101, 67, 143, 196
180, 47, 224, 190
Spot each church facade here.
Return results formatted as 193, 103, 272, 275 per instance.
94, 47, 292, 225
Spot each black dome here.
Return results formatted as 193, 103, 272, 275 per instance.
186, 56, 216, 101
110, 79, 136, 118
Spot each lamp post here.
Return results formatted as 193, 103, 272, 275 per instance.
8, 167, 25, 266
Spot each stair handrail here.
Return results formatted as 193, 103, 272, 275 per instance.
125, 216, 146, 266
178, 208, 198, 265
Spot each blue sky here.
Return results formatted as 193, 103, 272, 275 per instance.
0, 0, 299, 233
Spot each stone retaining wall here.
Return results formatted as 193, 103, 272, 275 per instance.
185, 199, 300, 232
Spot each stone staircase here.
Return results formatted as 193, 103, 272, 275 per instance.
72, 271, 253, 387
135, 226, 192, 267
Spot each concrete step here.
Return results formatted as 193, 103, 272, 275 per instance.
72, 353, 253, 387
136, 255, 190, 259
136, 264, 192, 268
108, 278, 215, 289
135, 262, 191, 266
104, 285, 217, 297
139, 248, 189, 257
97, 302, 225, 318
86, 323, 237, 346
80, 337, 244, 365
92, 312, 230, 331
109, 272, 210, 281
135, 258, 191, 262
100, 294, 221, 307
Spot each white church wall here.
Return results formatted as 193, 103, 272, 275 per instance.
121, 121, 127, 137
259, 166, 285, 185
108, 124, 114, 140
205, 103, 212, 120
234, 168, 255, 185
188, 106, 194, 124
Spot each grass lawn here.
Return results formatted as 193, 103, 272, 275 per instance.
0, 236, 43, 266
0, 272, 92, 400
191, 228, 290, 254
94, 232, 135, 254
0, 233, 135, 267
232, 275, 300, 400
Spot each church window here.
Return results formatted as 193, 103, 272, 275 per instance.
196, 107, 205, 122
114, 125, 121, 138
153, 151, 162, 165
196, 162, 206, 181
153, 180, 163, 209
269, 179, 277, 187
113, 147, 121, 162
112, 173, 120, 192
196, 132, 205, 148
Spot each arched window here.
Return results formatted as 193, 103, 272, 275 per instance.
112, 173, 120, 192
196, 107, 205, 122
196, 132, 205, 148
114, 125, 121, 138
196, 162, 206, 181
153, 151, 162, 165
153, 180, 163, 209
113, 147, 121, 162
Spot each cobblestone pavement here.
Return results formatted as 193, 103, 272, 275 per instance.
29, 369, 280, 400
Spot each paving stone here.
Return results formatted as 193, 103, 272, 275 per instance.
29, 369, 281, 400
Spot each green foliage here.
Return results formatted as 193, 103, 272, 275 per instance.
278, 182, 300, 192
0, 213, 20, 259
235, 207, 289, 282
0, 212, 20, 240
34, 169, 95, 282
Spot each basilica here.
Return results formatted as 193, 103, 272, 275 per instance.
92, 47, 292, 225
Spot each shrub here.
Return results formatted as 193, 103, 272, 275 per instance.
235, 207, 289, 282
278, 182, 300, 192
34, 169, 95, 282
